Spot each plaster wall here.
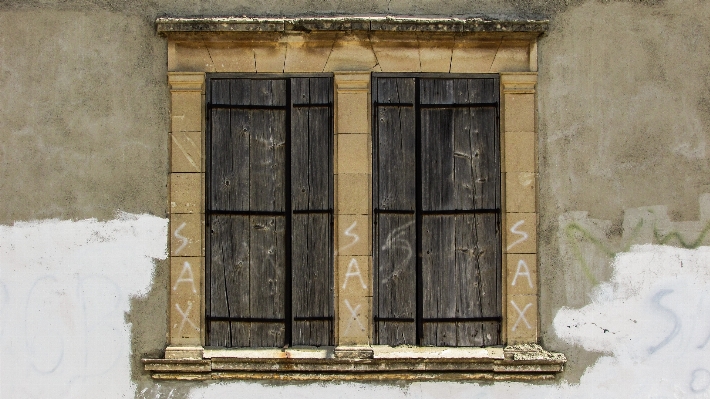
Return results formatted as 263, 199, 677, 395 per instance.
1, 0, 710, 397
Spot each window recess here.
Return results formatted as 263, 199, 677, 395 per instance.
205, 75, 334, 347
373, 74, 502, 347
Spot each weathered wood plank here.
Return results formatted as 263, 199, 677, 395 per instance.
420, 78, 454, 104
251, 79, 286, 106
376, 106, 416, 210
377, 77, 415, 103
291, 107, 330, 210
377, 214, 416, 319
378, 321, 415, 346
456, 321, 499, 346
421, 109, 454, 210
453, 78, 497, 104
422, 215, 456, 319
309, 77, 332, 104
475, 213, 501, 316
230, 79, 251, 105
230, 322, 251, 347
292, 214, 332, 317
422, 322, 457, 346
293, 320, 332, 346
210, 79, 231, 105
251, 322, 286, 347
249, 216, 285, 319
208, 321, 231, 347
250, 110, 286, 211
209, 215, 250, 319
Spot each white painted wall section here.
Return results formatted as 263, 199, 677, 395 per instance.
0, 214, 167, 399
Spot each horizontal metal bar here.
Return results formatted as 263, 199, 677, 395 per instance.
374, 317, 415, 322
208, 316, 285, 323
207, 104, 287, 110
422, 317, 502, 323
374, 102, 414, 107
292, 103, 331, 108
293, 316, 334, 321
419, 102, 498, 109
207, 210, 286, 216
421, 209, 500, 215
374, 209, 415, 214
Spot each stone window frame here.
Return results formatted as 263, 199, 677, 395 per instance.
144, 16, 565, 381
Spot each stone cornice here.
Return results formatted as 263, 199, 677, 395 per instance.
156, 16, 548, 35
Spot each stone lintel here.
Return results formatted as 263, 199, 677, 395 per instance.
157, 16, 549, 35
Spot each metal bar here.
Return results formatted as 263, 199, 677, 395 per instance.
415, 77, 423, 346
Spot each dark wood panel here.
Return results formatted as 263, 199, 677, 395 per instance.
377, 321, 415, 345
249, 110, 286, 211
456, 321, 499, 346
376, 106, 416, 210
420, 78, 454, 105
472, 214, 501, 316
229, 322, 251, 347
251, 322, 286, 347
208, 321, 231, 347
251, 79, 286, 106
376, 214, 416, 318
309, 77, 333, 104
422, 215, 456, 318
292, 214, 333, 317
210, 109, 251, 211
291, 107, 331, 210
421, 109, 454, 210
293, 320, 333, 346
453, 78, 498, 104
422, 322, 457, 346
209, 215, 250, 318
210, 79, 231, 104
249, 216, 285, 319
376, 77, 415, 103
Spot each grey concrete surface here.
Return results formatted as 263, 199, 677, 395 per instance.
1, 0, 709, 394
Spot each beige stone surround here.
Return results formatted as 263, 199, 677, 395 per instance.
147, 17, 562, 379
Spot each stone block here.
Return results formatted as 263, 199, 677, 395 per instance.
337, 92, 369, 134
207, 44, 257, 72
170, 173, 203, 214
450, 39, 499, 73
504, 93, 535, 133
505, 172, 536, 213
284, 36, 335, 72
172, 43, 215, 72
338, 134, 370, 174
324, 34, 378, 72
505, 213, 537, 254
490, 43, 529, 73
169, 292, 204, 345
507, 295, 538, 344
171, 213, 204, 257
171, 131, 202, 173
507, 254, 537, 296
337, 173, 370, 215
171, 257, 203, 296
254, 43, 287, 72
371, 40, 420, 72
171, 91, 202, 133
337, 214, 371, 256
337, 255, 371, 345
503, 131, 535, 173
419, 39, 455, 72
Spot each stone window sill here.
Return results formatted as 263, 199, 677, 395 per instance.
142, 344, 565, 381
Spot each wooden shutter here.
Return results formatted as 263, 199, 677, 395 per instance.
206, 76, 333, 347
373, 75, 501, 347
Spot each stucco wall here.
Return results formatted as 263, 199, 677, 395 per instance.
1, 0, 710, 397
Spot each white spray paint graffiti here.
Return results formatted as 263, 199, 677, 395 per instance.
0, 214, 167, 399
173, 222, 189, 255
342, 258, 367, 290
506, 220, 528, 251
511, 259, 533, 288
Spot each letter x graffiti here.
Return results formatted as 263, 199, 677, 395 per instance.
510, 300, 532, 331
175, 301, 200, 334
343, 299, 365, 335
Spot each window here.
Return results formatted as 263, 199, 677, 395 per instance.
372, 74, 501, 346
205, 75, 334, 347
146, 16, 566, 380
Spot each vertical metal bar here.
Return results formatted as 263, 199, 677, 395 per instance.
414, 77, 423, 345
285, 78, 293, 346
204, 76, 214, 345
